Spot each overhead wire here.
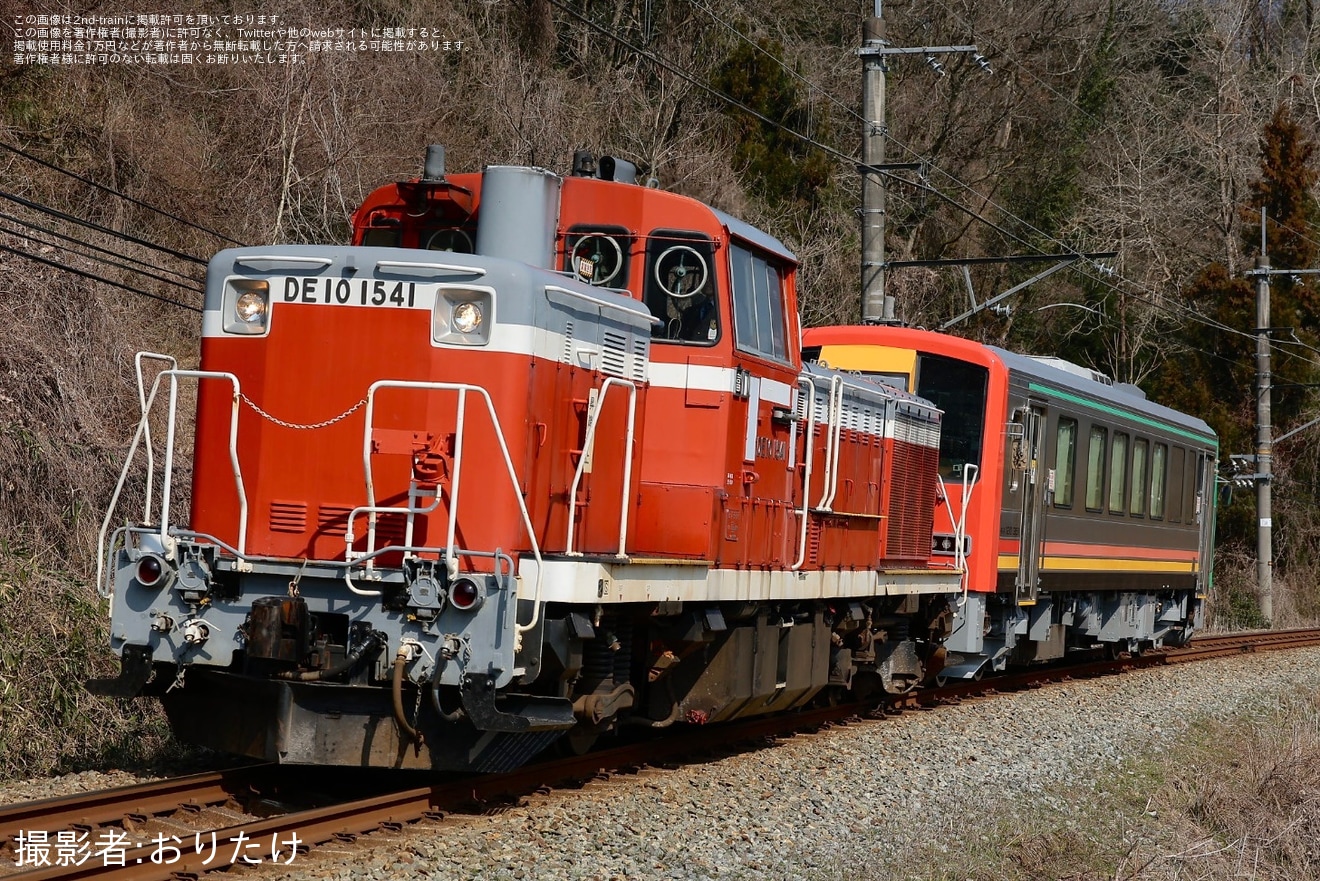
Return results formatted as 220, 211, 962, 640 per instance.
672, 0, 1320, 368
0, 208, 202, 287
0, 221, 203, 294
0, 241, 202, 312
0, 140, 250, 247
0, 187, 208, 265
922, 0, 1320, 256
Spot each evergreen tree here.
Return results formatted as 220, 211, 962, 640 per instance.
1154, 106, 1320, 553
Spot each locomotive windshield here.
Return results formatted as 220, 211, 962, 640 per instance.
915, 354, 987, 478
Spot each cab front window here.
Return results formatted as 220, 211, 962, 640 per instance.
915, 354, 987, 478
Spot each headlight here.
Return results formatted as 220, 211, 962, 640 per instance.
236, 290, 268, 323
224, 279, 271, 335
452, 301, 483, 334
432, 288, 494, 346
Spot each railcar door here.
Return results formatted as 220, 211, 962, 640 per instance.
1195, 449, 1216, 596
1012, 403, 1048, 604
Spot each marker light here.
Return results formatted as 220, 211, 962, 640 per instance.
452, 302, 483, 334
136, 555, 166, 586
448, 576, 483, 611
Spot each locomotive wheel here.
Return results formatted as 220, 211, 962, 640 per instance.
558, 725, 602, 757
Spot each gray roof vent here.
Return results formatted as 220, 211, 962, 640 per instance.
1029, 356, 1113, 386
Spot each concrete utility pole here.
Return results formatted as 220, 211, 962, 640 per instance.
859, 8, 889, 324
1253, 242, 1274, 624
1239, 213, 1320, 625
856, 2, 979, 324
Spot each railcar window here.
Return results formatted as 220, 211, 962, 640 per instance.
1108, 433, 1129, 514
645, 231, 719, 345
1085, 426, 1107, 511
1054, 418, 1078, 507
1168, 446, 1186, 522
729, 242, 789, 362
913, 354, 987, 478
1151, 443, 1168, 519
1130, 439, 1148, 516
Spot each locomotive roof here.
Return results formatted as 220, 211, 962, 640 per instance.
987, 345, 1217, 447
710, 207, 797, 265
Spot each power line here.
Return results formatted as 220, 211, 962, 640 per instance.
0, 209, 202, 287
0, 241, 202, 312
0, 222, 203, 294
678, 3, 1318, 367
922, 0, 1320, 255
0, 140, 249, 247
0, 187, 207, 265
560, 1, 1314, 370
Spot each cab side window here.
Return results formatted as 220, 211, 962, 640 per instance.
644, 230, 719, 345
730, 242, 789, 363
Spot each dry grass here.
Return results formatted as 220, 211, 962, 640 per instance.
878, 690, 1320, 881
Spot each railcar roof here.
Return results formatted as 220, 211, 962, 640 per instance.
988, 345, 1217, 446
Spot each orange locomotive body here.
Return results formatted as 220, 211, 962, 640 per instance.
97, 151, 960, 770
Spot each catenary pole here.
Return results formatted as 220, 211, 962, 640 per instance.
1254, 210, 1273, 624
859, 2, 890, 323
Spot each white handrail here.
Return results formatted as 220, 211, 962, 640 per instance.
564, 378, 638, 557
360, 380, 545, 636
134, 352, 177, 523
233, 254, 334, 271
937, 463, 979, 607
97, 369, 248, 597
343, 496, 446, 597
374, 260, 487, 278
817, 375, 845, 511
544, 284, 662, 326
791, 376, 818, 571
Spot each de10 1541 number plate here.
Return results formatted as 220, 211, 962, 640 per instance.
280, 277, 438, 309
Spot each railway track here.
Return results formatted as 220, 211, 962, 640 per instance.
5, 627, 1320, 881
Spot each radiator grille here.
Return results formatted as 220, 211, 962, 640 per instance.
807, 518, 823, 567
318, 504, 353, 531
884, 439, 939, 560
631, 337, 648, 382
562, 321, 574, 364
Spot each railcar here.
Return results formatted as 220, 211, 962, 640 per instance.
802, 325, 1217, 678
94, 150, 963, 771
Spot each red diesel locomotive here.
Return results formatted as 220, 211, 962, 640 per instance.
96, 150, 963, 770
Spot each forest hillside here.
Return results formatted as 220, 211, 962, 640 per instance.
0, 0, 1317, 777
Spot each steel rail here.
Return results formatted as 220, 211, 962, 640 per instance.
0, 768, 271, 845
8, 627, 1320, 880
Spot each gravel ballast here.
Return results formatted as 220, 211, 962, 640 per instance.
6, 647, 1319, 880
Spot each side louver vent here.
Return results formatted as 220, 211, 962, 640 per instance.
269, 500, 307, 533
601, 330, 628, 377
631, 337, 648, 382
